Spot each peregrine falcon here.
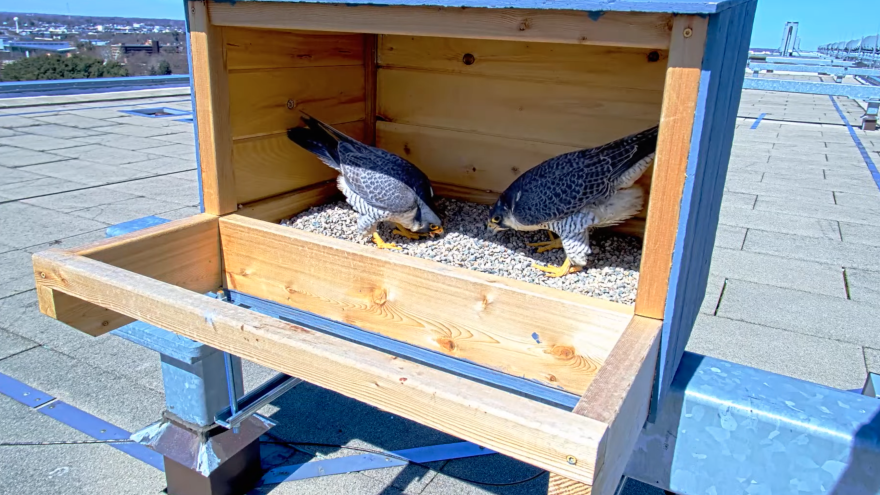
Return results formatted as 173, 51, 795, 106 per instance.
487, 126, 658, 277
287, 114, 442, 250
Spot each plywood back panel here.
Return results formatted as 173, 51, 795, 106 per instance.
376, 35, 664, 236
225, 27, 369, 204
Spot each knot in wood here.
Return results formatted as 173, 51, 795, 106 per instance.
437, 337, 457, 352
518, 19, 531, 31
372, 288, 388, 306
549, 345, 576, 360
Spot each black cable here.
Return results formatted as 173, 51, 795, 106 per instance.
262, 440, 547, 487
0, 439, 135, 446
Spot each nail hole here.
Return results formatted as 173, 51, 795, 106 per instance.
462, 53, 475, 65
648, 51, 660, 62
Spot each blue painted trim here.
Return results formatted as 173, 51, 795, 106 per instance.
184, 0, 206, 214
225, 290, 581, 410
38, 401, 165, 471
750, 112, 765, 129
653, 0, 757, 418
261, 442, 494, 485
743, 78, 880, 99
0, 373, 55, 408
829, 95, 880, 192
0, 75, 190, 96
748, 63, 880, 77
118, 107, 192, 119
105, 216, 171, 237
0, 98, 192, 118
0, 373, 163, 471
225, 0, 750, 14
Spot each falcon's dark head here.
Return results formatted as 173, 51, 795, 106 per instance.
487, 191, 516, 233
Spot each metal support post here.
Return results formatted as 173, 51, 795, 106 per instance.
863, 100, 879, 131
105, 218, 271, 495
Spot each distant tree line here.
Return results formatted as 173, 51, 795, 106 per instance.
0, 54, 128, 81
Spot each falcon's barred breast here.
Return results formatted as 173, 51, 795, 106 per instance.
488, 126, 658, 277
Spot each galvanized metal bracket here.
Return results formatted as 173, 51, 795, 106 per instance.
215, 372, 303, 431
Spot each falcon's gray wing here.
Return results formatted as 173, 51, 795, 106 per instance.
338, 143, 419, 213
508, 126, 657, 226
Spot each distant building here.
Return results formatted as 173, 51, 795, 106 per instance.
110, 40, 161, 60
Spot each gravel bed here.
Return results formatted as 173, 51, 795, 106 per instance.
282, 198, 642, 305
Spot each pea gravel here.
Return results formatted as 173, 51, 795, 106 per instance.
282, 198, 642, 305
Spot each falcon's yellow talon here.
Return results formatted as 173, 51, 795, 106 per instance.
527, 231, 563, 253
392, 224, 423, 240
531, 258, 582, 278
372, 232, 402, 250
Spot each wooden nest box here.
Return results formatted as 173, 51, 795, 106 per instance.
32, 0, 756, 492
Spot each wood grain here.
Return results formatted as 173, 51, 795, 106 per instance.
232, 120, 363, 204
548, 474, 593, 494
377, 68, 662, 147
237, 181, 340, 223
219, 214, 633, 395
572, 315, 661, 495
379, 35, 668, 91
364, 34, 378, 146
189, 1, 236, 215
228, 65, 365, 140
634, 15, 708, 319
32, 249, 607, 485
209, 1, 673, 49
34, 215, 221, 336
223, 27, 363, 71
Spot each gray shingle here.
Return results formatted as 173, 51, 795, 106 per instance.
744, 229, 880, 270
710, 248, 846, 298
22, 159, 156, 186
839, 222, 880, 247
724, 180, 836, 204
21, 186, 137, 213
0, 202, 107, 248
713, 224, 746, 249
0, 250, 37, 299
0, 134, 88, 152
756, 195, 880, 226
0, 328, 37, 360
865, 348, 880, 374
18, 124, 100, 139
719, 206, 840, 239
49, 144, 162, 165
687, 315, 866, 390
0, 147, 70, 168
845, 268, 880, 305
716, 279, 880, 348
833, 191, 880, 210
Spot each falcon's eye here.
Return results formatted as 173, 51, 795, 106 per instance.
429, 224, 440, 231
491, 216, 501, 223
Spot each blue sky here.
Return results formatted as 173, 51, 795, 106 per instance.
1, 0, 879, 50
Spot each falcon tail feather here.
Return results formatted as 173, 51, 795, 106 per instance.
286, 123, 341, 170
606, 125, 659, 183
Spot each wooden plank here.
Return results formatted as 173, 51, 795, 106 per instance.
232, 120, 363, 204
633, 15, 708, 319
379, 35, 668, 91
223, 27, 363, 71
32, 249, 607, 485
228, 65, 365, 140
572, 316, 661, 495
377, 68, 662, 147
653, 2, 757, 414
364, 34, 378, 146
548, 474, 593, 494
34, 215, 222, 336
377, 121, 652, 237
219, 214, 634, 395
189, 0, 236, 215
209, 1, 673, 49
237, 181, 340, 223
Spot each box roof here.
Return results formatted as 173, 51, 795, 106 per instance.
229, 0, 749, 14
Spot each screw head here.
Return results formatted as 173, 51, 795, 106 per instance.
462, 53, 476, 65
647, 51, 660, 62
567, 455, 577, 465
287, 99, 296, 109
39, 272, 46, 279
683, 27, 693, 38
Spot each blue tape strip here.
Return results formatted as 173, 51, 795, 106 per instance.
750, 112, 766, 129
0, 373, 55, 407
261, 442, 494, 485
38, 401, 164, 471
828, 95, 880, 192
0, 373, 163, 471
105, 216, 171, 237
